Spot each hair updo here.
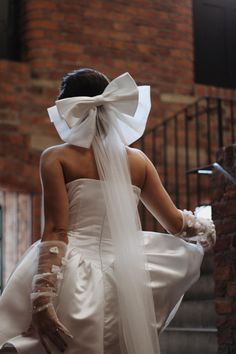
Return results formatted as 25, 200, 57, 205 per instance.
58, 68, 110, 100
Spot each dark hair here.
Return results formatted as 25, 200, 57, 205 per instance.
58, 68, 110, 100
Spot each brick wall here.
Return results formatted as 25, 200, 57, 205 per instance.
1, 0, 236, 235
212, 144, 236, 354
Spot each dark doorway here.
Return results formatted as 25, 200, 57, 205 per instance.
193, 0, 236, 89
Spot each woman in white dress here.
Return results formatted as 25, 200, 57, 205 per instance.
0, 69, 215, 354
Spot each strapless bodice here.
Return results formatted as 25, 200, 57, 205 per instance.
66, 178, 141, 240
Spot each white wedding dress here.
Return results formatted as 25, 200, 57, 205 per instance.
0, 178, 204, 354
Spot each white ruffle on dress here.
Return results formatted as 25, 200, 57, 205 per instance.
0, 179, 204, 354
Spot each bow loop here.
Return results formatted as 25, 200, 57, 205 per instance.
48, 72, 151, 148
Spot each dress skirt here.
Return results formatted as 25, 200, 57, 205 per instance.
0, 231, 203, 354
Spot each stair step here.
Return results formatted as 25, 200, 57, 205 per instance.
160, 327, 217, 354
184, 274, 215, 300
169, 300, 216, 328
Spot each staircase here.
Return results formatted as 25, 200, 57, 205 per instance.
136, 96, 236, 353
159, 252, 217, 354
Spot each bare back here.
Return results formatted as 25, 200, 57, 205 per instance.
55, 143, 146, 190
40, 143, 182, 242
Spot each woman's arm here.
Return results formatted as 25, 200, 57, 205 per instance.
40, 147, 69, 243
139, 151, 183, 234
139, 151, 215, 249
31, 147, 72, 353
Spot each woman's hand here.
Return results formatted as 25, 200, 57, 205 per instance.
174, 210, 216, 251
30, 240, 70, 353
32, 303, 73, 354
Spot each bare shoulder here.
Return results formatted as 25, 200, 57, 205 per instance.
126, 146, 147, 187
126, 146, 151, 171
41, 144, 67, 158
126, 146, 147, 162
40, 143, 69, 165
39, 144, 70, 180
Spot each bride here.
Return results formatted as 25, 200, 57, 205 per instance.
0, 68, 215, 354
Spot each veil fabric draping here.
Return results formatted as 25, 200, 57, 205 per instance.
48, 73, 160, 354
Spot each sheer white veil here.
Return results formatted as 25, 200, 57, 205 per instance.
48, 72, 160, 354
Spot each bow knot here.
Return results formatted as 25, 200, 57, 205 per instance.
47, 72, 151, 148
92, 94, 105, 107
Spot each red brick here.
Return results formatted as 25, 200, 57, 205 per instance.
233, 235, 236, 248
230, 316, 236, 328
214, 236, 232, 252
215, 282, 227, 297
224, 189, 236, 201
214, 266, 234, 281
227, 283, 236, 297
218, 327, 233, 345
215, 299, 233, 315
25, 0, 57, 12
212, 145, 236, 351
224, 202, 236, 217
217, 316, 228, 328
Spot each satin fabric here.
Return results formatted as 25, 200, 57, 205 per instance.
47, 73, 151, 148
0, 179, 203, 354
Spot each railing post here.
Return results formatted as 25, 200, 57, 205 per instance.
152, 128, 157, 168
163, 121, 168, 190
217, 98, 224, 148
206, 97, 212, 164
230, 100, 235, 143
195, 102, 201, 205
184, 108, 190, 209
0, 206, 2, 294
174, 116, 179, 206
152, 129, 157, 231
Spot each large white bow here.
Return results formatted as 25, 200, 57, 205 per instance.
47, 72, 151, 147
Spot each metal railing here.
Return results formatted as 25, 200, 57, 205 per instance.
135, 96, 236, 231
